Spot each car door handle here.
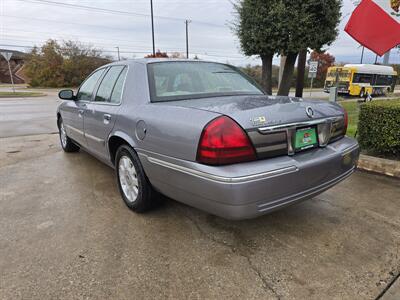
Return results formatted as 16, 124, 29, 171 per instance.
104, 114, 111, 121
78, 103, 87, 114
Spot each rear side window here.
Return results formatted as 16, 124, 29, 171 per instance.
110, 67, 127, 103
76, 68, 105, 101
95, 66, 125, 102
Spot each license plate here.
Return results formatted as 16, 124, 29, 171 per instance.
295, 127, 318, 151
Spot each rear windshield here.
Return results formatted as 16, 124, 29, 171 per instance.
147, 61, 264, 102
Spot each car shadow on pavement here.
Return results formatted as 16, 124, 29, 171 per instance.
1, 140, 399, 300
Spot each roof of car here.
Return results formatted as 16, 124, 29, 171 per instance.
108, 58, 219, 66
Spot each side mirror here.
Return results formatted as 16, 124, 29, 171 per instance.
59, 89, 76, 100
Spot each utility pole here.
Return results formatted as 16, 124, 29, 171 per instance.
360, 46, 365, 64
115, 46, 120, 61
150, 0, 155, 56
383, 50, 391, 65
185, 20, 191, 59
185, 20, 192, 58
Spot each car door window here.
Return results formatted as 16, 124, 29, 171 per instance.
76, 69, 105, 101
95, 66, 124, 102
110, 67, 127, 104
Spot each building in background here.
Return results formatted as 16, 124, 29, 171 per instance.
0, 49, 27, 84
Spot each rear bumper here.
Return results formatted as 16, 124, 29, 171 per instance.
139, 136, 360, 220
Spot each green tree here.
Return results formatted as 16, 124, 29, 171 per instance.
309, 51, 335, 87
61, 41, 110, 87
25, 40, 64, 87
295, 49, 308, 97
145, 50, 169, 58
241, 64, 280, 88
233, 0, 284, 95
277, 0, 341, 96
25, 39, 110, 87
233, 0, 341, 96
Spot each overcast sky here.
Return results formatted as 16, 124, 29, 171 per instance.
0, 0, 398, 65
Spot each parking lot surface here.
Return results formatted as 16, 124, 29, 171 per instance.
0, 93, 60, 138
1, 133, 399, 299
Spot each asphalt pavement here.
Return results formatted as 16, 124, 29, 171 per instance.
1, 135, 400, 299
0, 90, 60, 138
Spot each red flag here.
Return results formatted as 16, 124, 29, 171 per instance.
345, 0, 400, 56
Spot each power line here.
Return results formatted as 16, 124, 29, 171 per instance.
3, 15, 147, 32
150, 0, 155, 56
0, 43, 251, 60
2, 16, 225, 50
185, 20, 191, 58
1, 34, 245, 58
15, 0, 227, 27
2, 27, 153, 46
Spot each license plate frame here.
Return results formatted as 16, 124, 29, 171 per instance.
294, 127, 318, 151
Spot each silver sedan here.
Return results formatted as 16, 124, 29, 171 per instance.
57, 59, 359, 220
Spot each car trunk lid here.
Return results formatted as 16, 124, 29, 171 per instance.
157, 95, 346, 159
158, 95, 342, 128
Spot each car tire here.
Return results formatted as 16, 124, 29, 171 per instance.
115, 145, 157, 213
58, 118, 80, 152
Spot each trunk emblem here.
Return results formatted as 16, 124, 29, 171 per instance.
251, 116, 267, 126
306, 106, 314, 118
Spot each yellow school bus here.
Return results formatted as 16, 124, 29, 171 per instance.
324, 64, 397, 97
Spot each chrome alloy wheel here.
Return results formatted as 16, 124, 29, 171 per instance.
118, 156, 139, 203
60, 121, 68, 148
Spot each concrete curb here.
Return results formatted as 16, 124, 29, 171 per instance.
380, 274, 400, 300
357, 154, 400, 178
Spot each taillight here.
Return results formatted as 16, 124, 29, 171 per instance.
197, 116, 256, 165
343, 109, 348, 135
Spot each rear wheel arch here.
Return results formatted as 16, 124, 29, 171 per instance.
108, 134, 137, 166
115, 144, 159, 212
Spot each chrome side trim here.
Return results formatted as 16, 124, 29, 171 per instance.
85, 132, 104, 144
65, 125, 104, 143
257, 166, 355, 212
147, 156, 298, 184
258, 116, 342, 133
341, 143, 360, 156
65, 125, 84, 136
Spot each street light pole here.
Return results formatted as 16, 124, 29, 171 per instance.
185, 20, 191, 59
383, 50, 391, 65
115, 46, 120, 61
150, 0, 155, 56
360, 46, 365, 64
